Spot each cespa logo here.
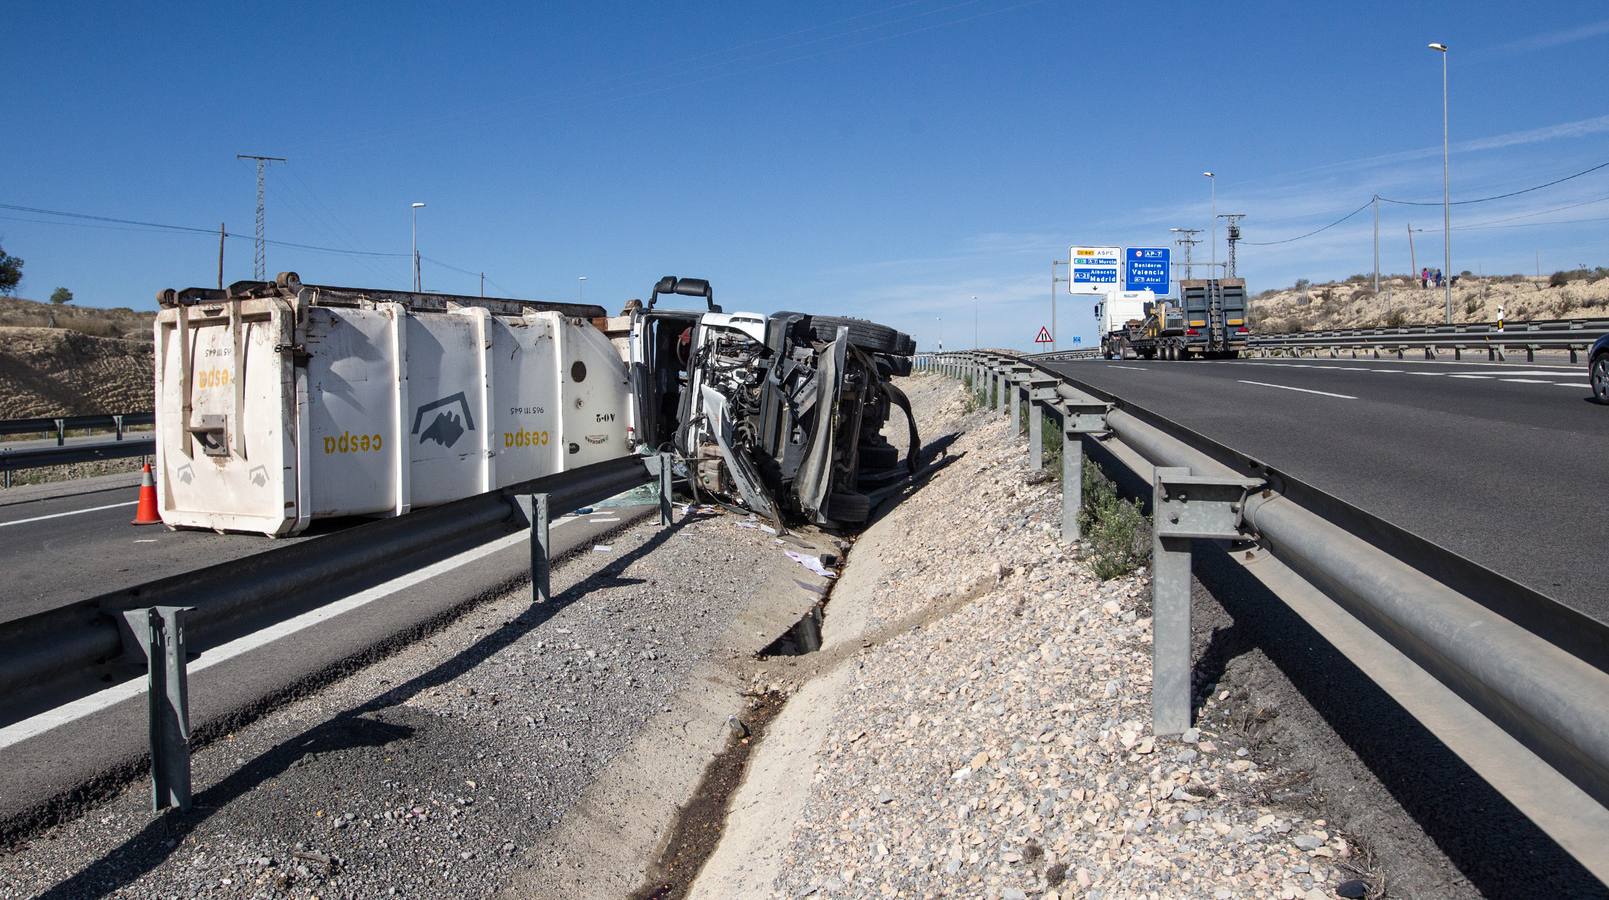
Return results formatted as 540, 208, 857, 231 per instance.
504, 428, 551, 448
324, 432, 383, 454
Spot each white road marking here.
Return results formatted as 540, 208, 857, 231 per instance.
0, 515, 579, 749
1236, 380, 1358, 400
1449, 375, 1494, 380
1407, 372, 1444, 376
1555, 382, 1593, 388
1104, 365, 1150, 371
1501, 378, 1552, 384
0, 501, 138, 529
1370, 369, 1405, 373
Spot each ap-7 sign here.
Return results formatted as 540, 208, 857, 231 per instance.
1125, 247, 1170, 293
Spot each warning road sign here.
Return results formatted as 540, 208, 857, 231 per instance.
1034, 326, 1053, 344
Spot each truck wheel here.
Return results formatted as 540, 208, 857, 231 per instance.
1177, 347, 1192, 361
809, 316, 910, 355
826, 491, 872, 523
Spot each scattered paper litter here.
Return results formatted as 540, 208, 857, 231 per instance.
735, 520, 759, 530
592, 544, 612, 553
759, 524, 778, 535
784, 549, 836, 578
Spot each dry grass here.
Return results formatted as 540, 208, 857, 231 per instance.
0, 295, 152, 341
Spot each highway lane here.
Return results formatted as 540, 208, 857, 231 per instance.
0, 484, 317, 623
1038, 355, 1609, 621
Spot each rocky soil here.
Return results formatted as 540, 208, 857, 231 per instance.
0, 327, 153, 419
765, 375, 1371, 900
1250, 273, 1609, 332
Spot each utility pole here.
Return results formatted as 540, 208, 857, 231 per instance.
480, 272, 485, 297
1372, 195, 1380, 294
1050, 259, 1068, 351
1170, 228, 1202, 281
972, 295, 979, 349
1430, 42, 1452, 323
1218, 215, 1245, 279
1408, 223, 1417, 282
217, 223, 226, 290
236, 154, 285, 281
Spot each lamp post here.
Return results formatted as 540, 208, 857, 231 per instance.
410, 202, 426, 292
1429, 42, 1452, 324
1203, 172, 1217, 278
972, 295, 978, 349
577, 275, 588, 303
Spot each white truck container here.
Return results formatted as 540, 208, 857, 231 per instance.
1092, 290, 1155, 337
153, 275, 629, 536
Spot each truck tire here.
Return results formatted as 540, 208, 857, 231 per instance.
809, 316, 910, 355
857, 443, 900, 470
826, 491, 872, 523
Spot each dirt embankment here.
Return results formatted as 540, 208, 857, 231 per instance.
1251, 273, 1609, 332
0, 327, 153, 419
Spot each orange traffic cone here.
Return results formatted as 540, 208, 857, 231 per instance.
131, 462, 161, 526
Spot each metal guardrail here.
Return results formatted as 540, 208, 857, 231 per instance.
0, 412, 157, 487
0, 411, 154, 442
0, 452, 665, 815
1246, 317, 1609, 362
916, 350, 1609, 877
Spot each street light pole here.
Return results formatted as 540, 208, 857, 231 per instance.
1430, 42, 1451, 323
410, 202, 426, 291
972, 295, 978, 349
1203, 172, 1217, 278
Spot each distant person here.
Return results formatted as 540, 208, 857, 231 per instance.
1433, 269, 1443, 288
1421, 268, 1429, 288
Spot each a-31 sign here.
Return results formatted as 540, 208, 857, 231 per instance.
1069, 246, 1120, 293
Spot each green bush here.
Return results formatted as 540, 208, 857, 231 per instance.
1078, 458, 1151, 580
1549, 270, 1570, 288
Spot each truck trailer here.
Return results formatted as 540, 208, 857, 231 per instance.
1097, 278, 1249, 360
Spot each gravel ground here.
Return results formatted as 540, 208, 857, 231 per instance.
0, 507, 793, 899
769, 375, 1368, 900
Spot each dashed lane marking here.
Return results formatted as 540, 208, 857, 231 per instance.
1236, 380, 1358, 400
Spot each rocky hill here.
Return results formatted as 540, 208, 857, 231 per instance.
1249, 269, 1609, 333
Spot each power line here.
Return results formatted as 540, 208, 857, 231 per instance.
1378, 158, 1609, 206
1239, 200, 1373, 246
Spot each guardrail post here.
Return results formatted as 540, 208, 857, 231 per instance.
114, 414, 125, 441
121, 605, 195, 812
1008, 375, 1021, 438
530, 492, 551, 604
1025, 378, 1057, 474
54, 418, 65, 447
655, 454, 674, 526
1150, 468, 1260, 736
1056, 399, 1110, 541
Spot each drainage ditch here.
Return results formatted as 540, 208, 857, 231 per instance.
626, 689, 788, 900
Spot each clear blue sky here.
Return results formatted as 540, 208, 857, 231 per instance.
5, 0, 1609, 350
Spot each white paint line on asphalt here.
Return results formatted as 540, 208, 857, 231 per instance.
1554, 382, 1593, 388
0, 501, 137, 529
1407, 372, 1444, 376
1104, 365, 1150, 371
0, 516, 578, 750
1236, 380, 1358, 400
1501, 378, 1552, 384
1370, 369, 1405, 373
1449, 375, 1494, 380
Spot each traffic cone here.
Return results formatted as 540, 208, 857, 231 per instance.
131, 462, 161, 526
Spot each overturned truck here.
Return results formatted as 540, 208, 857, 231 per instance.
152, 273, 917, 535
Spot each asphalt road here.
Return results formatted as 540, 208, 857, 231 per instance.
1038, 354, 1608, 622
0, 482, 316, 623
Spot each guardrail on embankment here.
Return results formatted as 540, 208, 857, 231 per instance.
1245, 316, 1609, 362
0, 411, 155, 487
913, 350, 1609, 881
0, 451, 670, 821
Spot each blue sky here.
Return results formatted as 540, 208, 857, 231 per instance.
4, 1, 1609, 350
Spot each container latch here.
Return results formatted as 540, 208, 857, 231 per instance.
186, 414, 229, 457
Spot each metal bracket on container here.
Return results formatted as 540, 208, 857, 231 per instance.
119, 606, 196, 812
185, 414, 229, 457
1151, 468, 1263, 737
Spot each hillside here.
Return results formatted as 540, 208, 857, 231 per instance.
1249, 270, 1609, 333
0, 327, 153, 418
0, 295, 153, 341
